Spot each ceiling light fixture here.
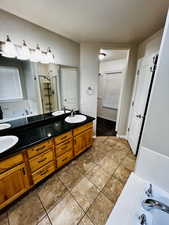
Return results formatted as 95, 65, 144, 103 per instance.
98, 52, 106, 60
2, 35, 17, 58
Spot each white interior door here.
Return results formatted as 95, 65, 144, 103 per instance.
128, 54, 155, 154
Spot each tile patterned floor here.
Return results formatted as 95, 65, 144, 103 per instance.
1, 137, 136, 225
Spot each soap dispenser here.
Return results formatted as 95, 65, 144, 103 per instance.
0, 106, 3, 119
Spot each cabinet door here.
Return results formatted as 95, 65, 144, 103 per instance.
0, 164, 28, 209
74, 128, 93, 156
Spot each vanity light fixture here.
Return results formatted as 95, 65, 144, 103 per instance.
2, 35, 17, 58
46, 47, 55, 64
0, 36, 56, 64
30, 44, 42, 62
98, 52, 106, 60
21, 40, 30, 60
40, 52, 49, 64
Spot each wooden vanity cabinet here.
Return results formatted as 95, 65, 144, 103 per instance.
0, 163, 29, 209
27, 139, 56, 185
0, 121, 93, 210
74, 127, 93, 156
54, 131, 74, 168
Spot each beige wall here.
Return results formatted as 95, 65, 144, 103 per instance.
0, 10, 80, 67
80, 43, 99, 132
80, 42, 136, 135
140, 13, 169, 156
137, 29, 163, 59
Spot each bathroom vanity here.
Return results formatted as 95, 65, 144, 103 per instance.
0, 113, 94, 210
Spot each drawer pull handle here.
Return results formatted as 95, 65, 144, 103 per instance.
38, 157, 47, 163
61, 146, 68, 150
62, 157, 69, 162
0, 168, 7, 173
63, 141, 70, 145
35, 145, 46, 151
61, 136, 67, 140
40, 170, 48, 176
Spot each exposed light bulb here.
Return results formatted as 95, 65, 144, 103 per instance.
2, 35, 17, 58
30, 44, 42, 62
98, 53, 106, 60
17, 40, 30, 60
40, 52, 49, 64
46, 47, 54, 64
22, 40, 30, 60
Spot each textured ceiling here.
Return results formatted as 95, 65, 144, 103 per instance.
0, 0, 168, 43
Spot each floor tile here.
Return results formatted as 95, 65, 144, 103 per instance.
127, 150, 136, 160
114, 165, 131, 184
57, 165, 85, 191
38, 175, 68, 212
8, 191, 46, 225
85, 165, 111, 190
37, 216, 51, 225
48, 193, 84, 225
108, 149, 128, 164
91, 150, 107, 164
87, 192, 113, 225
74, 153, 97, 175
78, 215, 94, 225
97, 155, 119, 175
122, 156, 136, 171
0, 212, 8, 225
71, 177, 99, 211
102, 176, 124, 203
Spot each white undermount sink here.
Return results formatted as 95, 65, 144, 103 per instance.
0, 136, 19, 153
0, 123, 11, 130
52, 110, 70, 116
65, 114, 87, 123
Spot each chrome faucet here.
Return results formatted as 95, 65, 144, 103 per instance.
138, 214, 147, 225
142, 199, 169, 214
63, 107, 75, 117
145, 184, 153, 197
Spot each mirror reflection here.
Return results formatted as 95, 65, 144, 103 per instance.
0, 55, 79, 122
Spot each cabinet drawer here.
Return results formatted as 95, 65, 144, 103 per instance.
54, 131, 72, 145
29, 150, 54, 172
57, 150, 73, 168
32, 161, 55, 184
0, 154, 23, 174
55, 139, 73, 157
73, 122, 93, 136
27, 139, 54, 158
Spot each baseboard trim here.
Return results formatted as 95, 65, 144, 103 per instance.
116, 134, 127, 139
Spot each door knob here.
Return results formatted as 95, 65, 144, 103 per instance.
136, 114, 143, 119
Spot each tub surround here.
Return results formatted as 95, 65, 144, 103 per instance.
106, 172, 169, 225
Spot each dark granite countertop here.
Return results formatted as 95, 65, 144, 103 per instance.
0, 113, 95, 161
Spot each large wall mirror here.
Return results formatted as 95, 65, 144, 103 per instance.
0, 55, 79, 122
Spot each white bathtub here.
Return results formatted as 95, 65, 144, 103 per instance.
105, 173, 169, 225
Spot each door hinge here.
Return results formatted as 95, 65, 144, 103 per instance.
128, 127, 130, 132
132, 101, 134, 106
137, 69, 140, 75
